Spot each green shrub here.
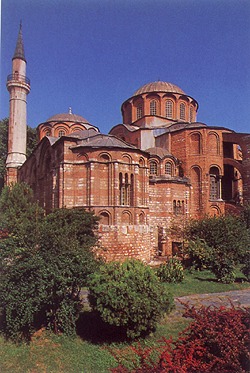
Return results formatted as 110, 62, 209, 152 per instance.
185, 215, 250, 283
242, 251, 250, 281
212, 258, 236, 284
185, 238, 213, 271
88, 259, 174, 339
156, 257, 184, 283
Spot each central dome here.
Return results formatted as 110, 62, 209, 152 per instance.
133, 81, 186, 96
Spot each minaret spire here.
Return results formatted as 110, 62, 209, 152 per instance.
13, 21, 26, 62
6, 24, 30, 185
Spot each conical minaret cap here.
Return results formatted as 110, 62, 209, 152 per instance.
13, 22, 26, 62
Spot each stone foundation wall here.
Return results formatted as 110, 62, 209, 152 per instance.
98, 224, 152, 262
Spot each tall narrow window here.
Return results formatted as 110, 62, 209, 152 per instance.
165, 100, 173, 118
150, 100, 157, 115
149, 161, 158, 175
119, 173, 125, 205
130, 174, 134, 206
209, 167, 220, 200
180, 103, 186, 120
189, 106, 194, 122
136, 103, 143, 119
165, 161, 172, 176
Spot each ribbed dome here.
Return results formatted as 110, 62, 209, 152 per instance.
46, 113, 90, 124
133, 81, 186, 96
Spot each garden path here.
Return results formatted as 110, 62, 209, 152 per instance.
173, 289, 250, 317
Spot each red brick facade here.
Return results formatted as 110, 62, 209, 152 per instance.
15, 82, 249, 262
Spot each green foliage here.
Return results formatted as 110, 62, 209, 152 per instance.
185, 238, 213, 270
26, 126, 38, 157
0, 183, 101, 341
185, 215, 250, 283
156, 257, 184, 283
241, 251, 250, 281
0, 182, 44, 248
88, 259, 174, 339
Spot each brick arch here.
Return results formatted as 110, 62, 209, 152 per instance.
122, 210, 132, 225
190, 165, 202, 215
122, 153, 132, 164
99, 152, 112, 162
189, 131, 202, 155
208, 131, 220, 155
210, 205, 221, 216
139, 211, 146, 224
99, 210, 111, 225
55, 124, 69, 137
76, 152, 89, 161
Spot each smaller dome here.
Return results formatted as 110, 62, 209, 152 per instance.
133, 81, 186, 96
46, 113, 90, 124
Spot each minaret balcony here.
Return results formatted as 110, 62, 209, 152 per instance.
7, 73, 30, 85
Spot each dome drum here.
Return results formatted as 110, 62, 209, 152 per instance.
121, 81, 198, 125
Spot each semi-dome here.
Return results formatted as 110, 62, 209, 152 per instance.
133, 81, 186, 96
46, 112, 90, 124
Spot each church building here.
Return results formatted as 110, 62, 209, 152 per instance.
6, 26, 250, 262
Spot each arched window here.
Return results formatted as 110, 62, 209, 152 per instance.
58, 130, 65, 137
165, 161, 173, 176
180, 103, 186, 120
136, 103, 143, 119
189, 106, 194, 122
119, 173, 125, 205
165, 100, 173, 118
45, 129, 51, 136
209, 167, 220, 201
150, 100, 157, 115
149, 161, 158, 175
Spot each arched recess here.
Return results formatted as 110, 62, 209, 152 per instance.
139, 211, 145, 224
122, 210, 132, 225
122, 153, 132, 164
190, 166, 202, 213
99, 152, 111, 162
190, 132, 202, 155
209, 166, 221, 201
99, 211, 111, 225
208, 132, 220, 155
77, 152, 89, 161
210, 205, 221, 217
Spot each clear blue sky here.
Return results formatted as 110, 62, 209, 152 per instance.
1, 0, 250, 134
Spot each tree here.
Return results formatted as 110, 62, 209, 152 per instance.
0, 183, 101, 341
0, 182, 44, 248
88, 259, 174, 340
185, 215, 250, 283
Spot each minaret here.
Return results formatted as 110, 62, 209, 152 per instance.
6, 23, 30, 184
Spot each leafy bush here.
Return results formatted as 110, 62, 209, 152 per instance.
0, 184, 101, 341
185, 215, 250, 283
88, 259, 174, 339
185, 238, 212, 271
156, 257, 184, 283
112, 306, 250, 372
241, 251, 250, 281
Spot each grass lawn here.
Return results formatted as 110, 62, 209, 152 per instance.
0, 269, 249, 373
